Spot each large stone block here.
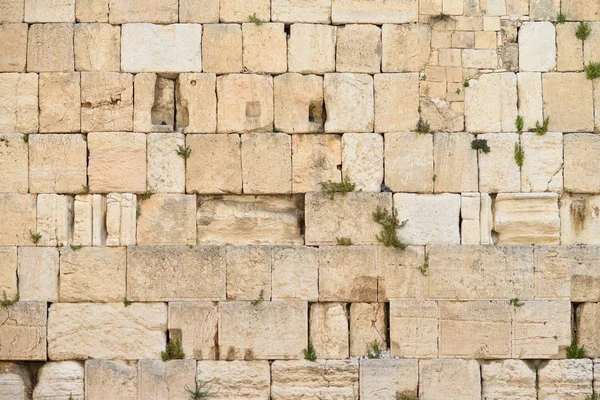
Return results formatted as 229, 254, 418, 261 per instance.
175, 73, 217, 134
128, 246, 225, 301
219, 301, 308, 360
377, 246, 426, 301
33, 362, 83, 400
577, 303, 600, 358
138, 360, 196, 400
132, 74, 176, 133
324, 73, 374, 132
481, 360, 537, 400
0, 0, 24, 22
186, 134, 241, 194
226, 246, 271, 301
521, 132, 563, 192
76, 0, 108, 22
272, 246, 319, 301
332, 0, 418, 23
39, 72, 80, 133
419, 359, 481, 400
517, 72, 543, 130
108, 0, 177, 23
241, 133, 292, 194
220, 0, 269, 22
291, 134, 341, 193
85, 360, 137, 400
0, 23, 27, 72
374, 73, 420, 133
519, 22, 556, 71
538, 359, 593, 400
433, 132, 478, 192
74, 23, 120, 71
560, 194, 600, 245
359, 359, 418, 400
27, 23, 74, 72
202, 24, 242, 74
105, 193, 136, 246
532, 246, 572, 300
0, 247, 17, 299
465, 72, 518, 132
0, 133, 28, 193
217, 74, 273, 133
196, 361, 270, 399
168, 302, 219, 360
336, 24, 381, 73
562, 0, 600, 21
72, 194, 106, 246
81, 72, 133, 132
384, 132, 432, 193
147, 133, 185, 193
0, 362, 33, 400
318, 246, 377, 302
36, 194, 73, 247
48, 303, 167, 360
288, 24, 336, 74
179, 0, 218, 22
390, 300, 438, 357
0, 302, 47, 360
274, 73, 325, 133
25, 0, 74, 22
341, 133, 383, 192
0, 73, 38, 133
478, 133, 521, 193
564, 133, 600, 193
349, 303, 387, 357
542, 73, 594, 132
272, 0, 331, 23
382, 24, 430, 72
556, 23, 583, 72
242, 23, 287, 74
0, 194, 36, 246
17, 247, 59, 302
310, 303, 348, 359
463, 49, 499, 69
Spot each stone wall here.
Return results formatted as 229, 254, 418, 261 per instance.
1, 0, 600, 398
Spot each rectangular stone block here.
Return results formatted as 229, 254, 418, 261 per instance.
108, 0, 177, 23
137, 194, 196, 246
382, 24, 430, 72
0, 0, 25, 22
133, 73, 174, 133
419, 359, 481, 400
179, 0, 219, 22
0, 194, 36, 246
81, 72, 133, 132
517, 72, 543, 131
538, 359, 593, 400
0, 133, 28, 193
374, 73, 420, 133
226, 246, 271, 301
274, 73, 325, 134
33, 362, 84, 399
560, 194, 600, 245
390, 300, 438, 358
332, 0, 417, 23
542, 73, 594, 133
377, 246, 426, 301
25, 0, 74, 22
465, 72, 518, 133
481, 360, 537, 400
532, 246, 571, 300
76, 0, 108, 22
138, 360, 195, 400
272, 0, 331, 23
72, 194, 105, 246
241, 132, 292, 194
242, 23, 287, 74
336, 24, 381, 73
433, 132, 478, 193
85, 360, 138, 400
202, 24, 242, 74
288, 24, 336, 74
0, 362, 33, 400
564, 133, 600, 194
0, 247, 17, 299
105, 193, 135, 246
17, 247, 59, 302
27, 23, 74, 72
0, 73, 38, 133
349, 303, 386, 357
310, 302, 349, 359
217, 74, 273, 133
341, 133, 382, 192
219, 0, 270, 22
272, 246, 319, 301
39, 72, 80, 133
169, 302, 219, 360
147, 133, 185, 193
186, 134, 241, 194
318, 246, 377, 302
360, 359, 418, 400
74, 23, 120, 72
0, 302, 47, 360
176, 73, 217, 133
36, 194, 73, 246
291, 134, 341, 193
556, 23, 583, 71
0, 23, 27, 72
521, 132, 563, 192
562, 0, 600, 21
519, 22, 556, 71
478, 133, 521, 193
196, 360, 270, 399
324, 73, 374, 133
577, 303, 600, 358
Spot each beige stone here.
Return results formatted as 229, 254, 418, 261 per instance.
382, 24, 431, 72
39, 73, 80, 133
0, 133, 28, 193
478, 133, 521, 193
564, 133, 600, 193
242, 23, 287, 74
0, 362, 33, 400
475, 30, 497, 49
577, 303, 600, 358
595, 81, 600, 134
521, 132, 563, 192
72, 194, 106, 246
584, 23, 600, 64
197, 195, 303, 245
272, 246, 319, 301
105, 193, 136, 246
384, 132, 433, 193
33, 362, 83, 400
557, 23, 583, 72
419, 359, 481, 400
138, 360, 195, 400
433, 132, 478, 193
29, 134, 87, 194
271, 360, 359, 400
108, 0, 177, 23
271, 0, 331, 23
133, 74, 175, 132
530, 0, 559, 19
25, 0, 74, 22
176, 73, 217, 134
226, 246, 271, 301
377, 246, 426, 301
202, 24, 242, 74
0, 73, 38, 133
543, 73, 594, 132
291, 134, 341, 193
318, 246, 377, 302
324, 73, 374, 132
0, 23, 27, 72
341, 133, 383, 192
147, 133, 185, 193
217, 74, 273, 133
0, 302, 47, 360
349, 303, 386, 357
465, 72, 518, 133
332, 0, 418, 23
0, 0, 25, 22
538, 359, 593, 400
0, 247, 17, 299
463, 49, 499, 69
127, 246, 225, 301
517, 72, 544, 132
360, 359, 418, 399
0, 194, 37, 246
481, 360, 537, 400
310, 303, 349, 359
288, 24, 336, 74
76, 0, 108, 22
452, 31, 475, 48
219, 301, 307, 360
81, 72, 133, 132
27, 23, 73, 72
74, 23, 119, 71
274, 73, 325, 134
85, 360, 137, 400
336, 24, 381, 73
17, 247, 58, 302
561, 194, 600, 245
461, 193, 481, 245
88, 132, 146, 193
179, 0, 219, 22
532, 246, 571, 300
562, 0, 600, 21
196, 361, 271, 399
137, 195, 196, 245
220, 0, 270, 22
241, 133, 292, 194
374, 73, 420, 133
519, 22, 556, 71
48, 303, 166, 360
169, 302, 219, 360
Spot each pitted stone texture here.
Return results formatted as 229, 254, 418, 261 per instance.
382, 24, 430, 72
36, 194, 73, 247
219, 301, 308, 360
562, 0, 600, 21
74, 23, 120, 71
420, 97, 464, 133
519, 22, 556, 71
433, 132, 478, 193
288, 24, 336, 74
186, 134, 241, 194
271, 360, 359, 400
349, 303, 387, 357
241, 133, 292, 194
76, 0, 108, 22
0, 362, 33, 400
584, 24, 600, 64
318, 246, 377, 302
521, 132, 563, 192
517, 72, 543, 131
48, 303, 167, 360
17, 247, 59, 302
196, 361, 271, 400
310, 303, 349, 359
132, 76, 174, 134
332, 0, 418, 23
0, 0, 25, 22
72, 194, 107, 246
336, 24, 381, 73
292, 134, 341, 193
202, 24, 242, 74
324, 73, 374, 132
0, 23, 27, 72
33, 362, 84, 400
226, 246, 271, 301
176, 73, 217, 134
374, 73, 420, 133
377, 246, 426, 301
59, 247, 126, 302
384, 132, 433, 193
105, 193, 136, 246
360, 359, 418, 400
272, 0, 331, 23
342, 133, 383, 192
274, 73, 325, 133
0, 73, 38, 133
85, 360, 138, 400
147, 133, 185, 193
272, 246, 319, 301
128, 246, 225, 301
220, 0, 270, 22
419, 359, 481, 400
465, 72, 518, 133
530, 0, 559, 19
88, 132, 146, 193
242, 23, 287, 74
109, 0, 177, 23
390, 300, 438, 358
25, 0, 74, 22
493, 193, 560, 245
39, 72, 80, 133
556, 23, 583, 72
121, 24, 202, 72
217, 74, 273, 133
0, 194, 36, 246
481, 360, 537, 400
538, 359, 593, 400
0, 133, 28, 193
179, 0, 219, 22
577, 303, 600, 358
564, 133, 600, 194
169, 302, 219, 360
27, 23, 74, 72
138, 360, 196, 400
0, 247, 17, 299
81, 72, 133, 132
532, 246, 572, 300
560, 194, 600, 245
0, 302, 47, 360
542, 73, 594, 133
478, 133, 521, 193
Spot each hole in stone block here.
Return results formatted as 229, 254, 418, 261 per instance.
246, 101, 261, 118
309, 100, 326, 131
151, 76, 175, 128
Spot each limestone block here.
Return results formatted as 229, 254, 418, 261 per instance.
0, 194, 36, 246
133, 75, 175, 132
137, 194, 196, 245
360, 359, 418, 399
179, 0, 219, 22
72, 194, 106, 246
17, 247, 59, 302
0, 73, 38, 133
349, 303, 386, 357
481, 193, 494, 244
36, 194, 73, 247
33, 362, 83, 400
384, 132, 432, 193
562, 0, 600, 21
39, 73, 80, 133
241, 133, 292, 194
564, 133, 600, 193
88, 132, 146, 193
374, 73, 420, 133
272, 0, 331, 23
271, 360, 359, 400
324, 73, 374, 132
226, 246, 271, 301
439, 301, 511, 358
219, 301, 307, 360
168, 302, 219, 360
382, 24, 431, 72
109, 0, 177, 23
291, 134, 341, 193
332, 0, 418, 23
217, 74, 273, 133
0, 133, 28, 193
25, 0, 74, 22
521, 132, 563, 192
305, 192, 392, 245
274, 73, 325, 133
538, 359, 593, 400
517, 72, 543, 131
475, 30, 497, 48
48, 303, 167, 360
481, 360, 537, 400
377, 246, 426, 301
310, 303, 349, 359
318, 246, 377, 302
557, 23, 583, 71
542, 73, 594, 132
519, 22, 556, 71
427, 245, 534, 300
147, 133, 185, 193
465, 72, 518, 133
0, 362, 33, 400
81, 72, 133, 132
272, 246, 319, 301
121, 24, 202, 73
138, 360, 196, 400
196, 361, 270, 399
74, 23, 119, 71
336, 24, 381, 73
433, 132, 478, 192
0, 247, 17, 299
242, 23, 287, 74
197, 195, 303, 245
27, 23, 73, 72
202, 24, 242, 74
220, 0, 270, 22
0, 23, 27, 72
0, 0, 25, 22
530, 0, 559, 19
105, 193, 136, 246
389, 300, 438, 357
463, 49, 499, 69
176, 73, 217, 134
85, 360, 137, 400
127, 246, 226, 301
288, 24, 336, 74
577, 303, 600, 358
59, 247, 126, 302
482, 0, 506, 15
561, 194, 600, 245
0, 302, 47, 360
419, 359, 481, 400
342, 133, 383, 192
478, 133, 521, 193
186, 134, 242, 194
76, 0, 108, 22
584, 23, 600, 64
532, 246, 571, 300
461, 193, 481, 245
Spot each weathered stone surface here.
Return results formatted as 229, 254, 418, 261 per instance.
360, 359, 418, 400
538, 359, 593, 400
0, 302, 47, 360
0, 194, 36, 246
336, 24, 381, 73
219, 301, 307, 360
519, 22, 556, 71
530, 0, 559, 19
134, 74, 175, 132
493, 193, 560, 245
105, 193, 136, 246
25, 0, 74, 22
332, 0, 418, 23
168, 302, 219, 360
226, 246, 271, 301
138, 360, 196, 400
0, 73, 38, 133
556, 23, 583, 72
48, 303, 167, 360
465, 72, 518, 133
242, 23, 287, 74
291, 134, 341, 193
241, 133, 292, 194
272, 0, 331, 23
217, 74, 273, 133
310, 303, 348, 359
147, 133, 185, 193
76, 0, 108, 22
433, 132, 478, 193
197, 195, 303, 245
0, 23, 27, 72
36, 194, 73, 246
179, 0, 219, 22
461, 193, 481, 245
384, 132, 433, 193
27, 23, 74, 72
584, 25, 600, 64
478, 133, 521, 193
377, 246, 426, 301
274, 73, 325, 134
532, 246, 572, 300
109, 0, 177, 23
271, 360, 359, 400
128, 246, 225, 301
121, 24, 202, 72
85, 360, 137, 400
186, 134, 241, 194
0, 247, 17, 299
318, 246, 377, 302
390, 300, 438, 357
521, 132, 563, 192
33, 362, 83, 400
374, 73, 420, 133
349, 303, 386, 357
463, 49, 498, 69
0, 0, 25, 22
564, 133, 600, 193
202, 24, 242, 74
0, 134, 28, 193
0, 362, 33, 400
324, 73, 374, 132
382, 24, 431, 72
272, 246, 319, 301
196, 361, 270, 399
220, 0, 270, 22
17, 247, 59, 302
74, 23, 120, 71
419, 359, 481, 400
87, 132, 146, 193
39, 73, 80, 133
577, 303, 600, 358
288, 24, 336, 74
81, 72, 133, 132
562, 0, 600, 21
342, 133, 383, 192
176, 73, 217, 134
560, 194, 600, 245
542, 73, 594, 133
72, 194, 106, 246
481, 360, 537, 400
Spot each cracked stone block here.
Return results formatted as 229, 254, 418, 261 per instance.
272, 0, 331, 23
137, 194, 197, 245
560, 194, 600, 245
324, 73, 374, 133
0, 362, 33, 400
556, 23, 583, 72
336, 24, 381, 73
105, 193, 136, 246
360, 359, 418, 400
39, 72, 80, 133
478, 133, 521, 193
577, 303, 600, 358
25, 0, 74, 22
465, 72, 517, 133
288, 24, 336, 74
33, 362, 83, 400
291, 134, 341, 193
521, 132, 563, 192
538, 359, 593, 400
175, 73, 217, 134
74, 23, 120, 71
310, 303, 349, 359
242, 23, 287, 74
0, 302, 47, 360
179, 0, 219, 22
384, 132, 433, 193
272, 247, 319, 301
390, 300, 438, 358
147, 133, 185, 193
382, 24, 431, 72
349, 303, 387, 357
27, 23, 74, 72
481, 360, 537, 400
108, 0, 177, 23
17, 247, 59, 302
519, 22, 556, 71
562, 0, 600, 21
220, 0, 269, 22
332, 0, 417, 23
196, 361, 271, 399
0, 0, 25, 22
0, 247, 17, 299
226, 246, 271, 301
274, 73, 325, 134
0, 23, 27, 72
81, 72, 133, 132
564, 133, 600, 194
138, 360, 196, 400
342, 133, 383, 192
0, 133, 28, 193
36, 194, 73, 247
217, 74, 273, 133
72, 194, 106, 246
517, 72, 543, 132
318, 246, 377, 302
202, 24, 242, 74
168, 302, 219, 360
76, 0, 108, 22
374, 73, 420, 133
85, 360, 138, 400
542, 73, 594, 133
419, 359, 481, 400
433, 132, 478, 193
241, 133, 292, 194
377, 246, 426, 301
0, 73, 38, 133
0, 194, 36, 246
420, 96, 465, 133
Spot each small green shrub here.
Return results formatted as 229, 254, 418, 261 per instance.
251, 289, 265, 306
576, 22, 591, 40
139, 188, 154, 200
176, 145, 192, 160
366, 340, 382, 359
397, 392, 419, 400
566, 335, 587, 359
419, 254, 429, 276
416, 117, 430, 133
123, 298, 132, 307
584, 62, 600, 80
515, 115, 524, 132
80, 185, 90, 195
471, 139, 491, 154
136, 206, 142, 220
556, 12, 567, 23
514, 143, 525, 168
463, 79, 470, 88
303, 343, 317, 361
586, 392, 599, 400
30, 230, 41, 244
535, 117, 549, 135
373, 206, 407, 249
0, 291, 19, 308
70, 244, 83, 251
320, 175, 356, 200
247, 13, 264, 25
161, 338, 185, 361
22, 134, 29, 143
186, 378, 215, 399
509, 298, 524, 307
336, 237, 352, 246
455, 88, 461, 95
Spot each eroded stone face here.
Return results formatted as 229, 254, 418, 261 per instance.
137, 194, 196, 245
377, 246, 426, 301
272, 246, 319, 301
168, 302, 219, 360
0, 362, 33, 400
433, 132, 478, 193
478, 133, 521, 193
217, 74, 273, 133
382, 24, 431, 72
538, 359, 593, 400
0, 302, 47, 360
360, 359, 418, 400
310, 303, 349, 359
39, 73, 80, 133
564, 133, 600, 194
577, 303, 600, 358
271, 0, 331, 23
241, 133, 292, 194
202, 24, 242, 74
226, 246, 271, 301
332, 0, 418, 23
542, 73, 594, 133
274, 73, 325, 134
0, 247, 17, 299
176, 73, 217, 134
179, 0, 219, 22
76, 0, 108, 22
242, 23, 287, 74
374, 74, 420, 133
85, 360, 138, 400
390, 300, 438, 357
324, 73, 374, 133
0, 73, 38, 133
419, 359, 481, 400
481, 360, 537, 400
342, 133, 383, 192
288, 24, 336, 74
74, 23, 120, 71
138, 360, 196, 400
196, 361, 271, 400
17, 247, 59, 302
27, 23, 74, 72
521, 132, 563, 193
81, 72, 133, 132
349, 303, 387, 357
33, 362, 84, 400
291, 134, 341, 193
0, 23, 27, 72
336, 24, 382, 73
0, 194, 37, 246
109, 0, 177, 23
465, 72, 517, 133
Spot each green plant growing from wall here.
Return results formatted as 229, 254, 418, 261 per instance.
463, 79, 470, 88
139, 188, 154, 200
576, 22, 591, 40
161, 338, 185, 361
0, 291, 19, 308
123, 298, 132, 307
22, 134, 29, 143
176, 144, 192, 160
566, 335, 586, 359
373, 206, 407, 249
535, 117, 549, 135
515, 115, 524, 132
556, 12, 567, 23
416, 117, 430, 134
584, 62, 600, 80
185, 378, 215, 399
586, 392, 599, 400
30, 230, 41, 244
70, 244, 83, 251
303, 343, 317, 361
397, 392, 419, 400
514, 143, 525, 168
509, 298, 525, 307
320, 175, 356, 200
251, 289, 265, 306
419, 254, 429, 276
471, 139, 491, 153
366, 340, 382, 359
80, 185, 90, 195
336, 237, 352, 246
247, 13, 264, 25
